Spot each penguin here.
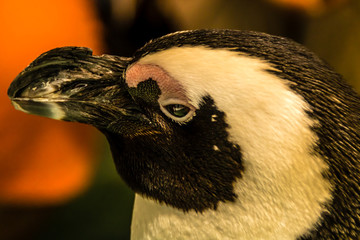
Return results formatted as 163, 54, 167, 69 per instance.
7, 29, 360, 239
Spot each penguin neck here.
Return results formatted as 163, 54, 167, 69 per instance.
131, 144, 330, 240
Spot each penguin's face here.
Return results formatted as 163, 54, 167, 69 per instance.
116, 42, 329, 214
7, 42, 247, 212
106, 47, 249, 212
7, 31, 329, 213
10, 30, 358, 239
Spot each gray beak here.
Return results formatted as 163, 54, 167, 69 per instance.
7, 47, 142, 130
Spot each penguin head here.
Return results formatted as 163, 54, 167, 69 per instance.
8, 30, 360, 237
6, 30, 333, 211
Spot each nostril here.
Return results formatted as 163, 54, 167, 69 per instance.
74, 83, 88, 89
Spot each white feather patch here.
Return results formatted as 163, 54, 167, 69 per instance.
130, 46, 332, 240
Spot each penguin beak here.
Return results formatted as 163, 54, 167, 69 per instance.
7, 47, 141, 130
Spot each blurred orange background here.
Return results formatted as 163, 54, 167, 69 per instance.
0, 0, 102, 205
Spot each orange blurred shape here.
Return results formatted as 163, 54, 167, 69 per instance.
0, 0, 103, 205
267, 0, 348, 14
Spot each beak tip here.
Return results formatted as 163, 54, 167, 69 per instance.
7, 46, 95, 99
7, 79, 19, 99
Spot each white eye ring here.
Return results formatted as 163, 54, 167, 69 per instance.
159, 98, 196, 123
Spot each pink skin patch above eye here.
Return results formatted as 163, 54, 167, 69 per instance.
125, 63, 188, 102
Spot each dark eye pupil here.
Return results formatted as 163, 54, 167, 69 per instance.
165, 104, 190, 118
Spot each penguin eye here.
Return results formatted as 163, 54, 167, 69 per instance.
160, 99, 195, 123
165, 104, 190, 118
